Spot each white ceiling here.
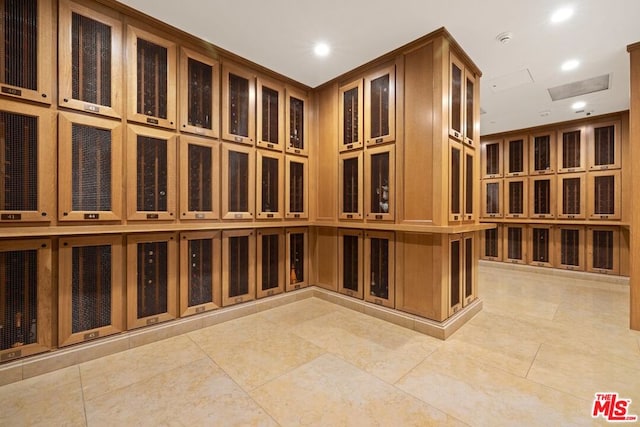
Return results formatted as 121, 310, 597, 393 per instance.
118, 0, 640, 135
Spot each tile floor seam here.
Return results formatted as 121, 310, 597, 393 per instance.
524, 343, 542, 379
523, 372, 592, 404
77, 365, 89, 427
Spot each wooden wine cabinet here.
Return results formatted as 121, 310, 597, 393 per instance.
529, 175, 555, 219
126, 24, 177, 129
529, 131, 556, 175
558, 126, 586, 173
503, 225, 526, 264
256, 229, 284, 299
285, 156, 308, 219
179, 136, 220, 220
179, 231, 221, 316
58, 0, 122, 118
339, 152, 363, 220
222, 62, 255, 145
528, 225, 554, 268
0, 239, 52, 362
364, 230, 395, 308
257, 77, 285, 151
221, 144, 255, 220
256, 151, 283, 219
588, 170, 621, 220
58, 112, 123, 222
463, 147, 476, 222
365, 145, 395, 221
179, 47, 219, 138
557, 173, 586, 219
448, 233, 477, 316
481, 179, 503, 218
481, 139, 502, 178
127, 125, 177, 221
0, 100, 55, 224
222, 229, 255, 306
504, 135, 528, 177
481, 225, 502, 261
127, 233, 178, 329
286, 228, 309, 292
555, 226, 585, 271
0, 0, 52, 105
58, 235, 124, 346
505, 177, 528, 219
339, 79, 363, 152
587, 227, 620, 275
364, 64, 395, 146
285, 87, 308, 156
338, 229, 363, 299
588, 120, 621, 170
449, 139, 463, 222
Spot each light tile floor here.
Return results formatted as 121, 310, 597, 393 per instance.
2, 264, 640, 426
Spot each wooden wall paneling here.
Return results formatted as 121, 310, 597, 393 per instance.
554, 226, 585, 271
339, 78, 363, 152
528, 225, 554, 268
504, 135, 528, 177
529, 131, 556, 175
557, 125, 586, 173
311, 227, 338, 291
285, 155, 308, 219
620, 112, 631, 224
58, 112, 123, 222
221, 229, 255, 306
126, 24, 177, 129
58, 235, 124, 346
503, 224, 527, 264
481, 224, 502, 261
221, 143, 255, 220
256, 76, 285, 151
363, 230, 395, 308
628, 43, 640, 329
364, 63, 395, 146
285, 86, 309, 156
315, 84, 338, 221
338, 151, 363, 220
504, 177, 528, 219
0, 239, 52, 362
587, 119, 621, 171
529, 175, 556, 219
179, 47, 219, 139
221, 62, 256, 145
620, 226, 631, 278
587, 169, 621, 220
557, 172, 586, 219
286, 227, 309, 292
481, 139, 503, 178
587, 226, 620, 275
179, 136, 220, 220
365, 144, 395, 221
481, 179, 503, 219
179, 230, 221, 316
256, 228, 285, 299
338, 229, 364, 299
256, 150, 284, 219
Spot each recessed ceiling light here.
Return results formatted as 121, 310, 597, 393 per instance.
551, 7, 574, 23
561, 59, 580, 71
572, 101, 586, 109
314, 42, 330, 57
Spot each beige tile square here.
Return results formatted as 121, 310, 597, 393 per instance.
256, 297, 340, 327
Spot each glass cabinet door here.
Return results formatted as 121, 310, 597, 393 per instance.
257, 77, 284, 151
555, 227, 585, 271
126, 25, 177, 129
364, 230, 394, 308
286, 228, 308, 291
588, 170, 621, 220
481, 140, 502, 178
0, 101, 54, 223
221, 144, 255, 220
58, 112, 122, 222
529, 226, 553, 267
127, 125, 176, 221
529, 132, 556, 175
286, 156, 308, 219
222, 63, 255, 145
339, 152, 363, 220
464, 147, 475, 221
256, 152, 283, 219
529, 176, 555, 219
179, 48, 219, 138
0, 0, 52, 104
338, 229, 363, 299
179, 137, 219, 220
558, 126, 586, 173
448, 235, 463, 316
462, 233, 476, 306
58, 0, 122, 118
126, 233, 177, 329
557, 173, 585, 219
256, 229, 284, 299
505, 178, 528, 219
589, 121, 621, 170
365, 145, 394, 221
503, 225, 526, 264
505, 136, 528, 176
179, 231, 221, 317
339, 79, 363, 151
481, 179, 503, 218
587, 227, 619, 275
285, 87, 308, 156
0, 239, 51, 362
449, 140, 463, 222
364, 64, 395, 146
464, 70, 477, 146
222, 230, 256, 306
481, 226, 502, 261
449, 54, 464, 141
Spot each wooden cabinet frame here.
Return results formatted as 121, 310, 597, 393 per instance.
222, 229, 256, 306
529, 131, 556, 175
338, 229, 363, 299
364, 64, 395, 146
449, 53, 465, 142
448, 235, 463, 316
558, 126, 586, 173
126, 25, 177, 129
557, 173, 586, 219
256, 151, 284, 219
58, 235, 124, 346
481, 179, 503, 218
58, 0, 123, 118
0, 0, 52, 105
179, 136, 220, 220
587, 226, 620, 275
221, 62, 255, 145
504, 135, 528, 177
365, 144, 395, 221
481, 139, 503, 178
221, 143, 255, 220
126, 233, 178, 329
463, 147, 476, 221
179, 231, 221, 316
505, 177, 528, 219
257, 76, 285, 151
285, 86, 309, 156
528, 225, 554, 267
462, 233, 476, 306
286, 155, 308, 219
481, 225, 502, 261
339, 151, 363, 220
179, 47, 219, 138
0, 239, 52, 362
339, 79, 364, 152
503, 225, 527, 264
286, 227, 309, 292
256, 228, 285, 299
0, 100, 55, 224
588, 120, 621, 170
588, 170, 621, 220
554, 226, 585, 271
364, 230, 395, 308
449, 139, 464, 222
58, 112, 123, 222
464, 69, 478, 147
529, 175, 556, 219
127, 125, 177, 221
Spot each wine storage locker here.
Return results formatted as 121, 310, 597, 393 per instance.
286, 228, 308, 292
364, 230, 394, 308
555, 226, 585, 271
222, 230, 255, 306
481, 225, 502, 261
365, 145, 394, 221
179, 47, 219, 139
481, 139, 502, 178
179, 136, 219, 220
339, 152, 363, 220
58, 0, 122, 118
558, 126, 586, 173
179, 231, 221, 317
222, 62, 255, 145
587, 227, 620, 275
126, 25, 177, 129
448, 235, 463, 316
529, 225, 553, 267
588, 120, 621, 170
504, 136, 527, 177
58, 112, 123, 222
462, 233, 476, 306
481, 179, 503, 218
588, 170, 621, 220
464, 67, 477, 147
503, 225, 526, 264
127, 233, 178, 329
529, 176, 555, 219
464, 147, 475, 221
286, 156, 308, 219
257, 77, 284, 151
449, 139, 463, 222
256, 229, 284, 299
338, 229, 363, 299
127, 125, 177, 221
364, 64, 395, 146
505, 177, 527, 219
256, 151, 283, 219
58, 235, 123, 346
0, 239, 51, 362
529, 131, 556, 175
285, 87, 308, 156
557, 173, 585, 219
221, 144, 255, 220
339, 79, 363, 152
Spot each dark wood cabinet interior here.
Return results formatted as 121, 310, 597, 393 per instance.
289, 232, 304, 286
533, 179, 550, 215
343, 87, 359, 147
450, 239, 461, 309
136, 38, 168, 119
531, 228, 550, 263
228, 235, 249, 298
187, 143, 212, 213
484, 228, 498, 258
592, 230, 614, 270
369, 237, 389, 299
228, 73, 250, 138
533, 135, 551, 172
260, 234, 279, 291
369, 74, 390, 140
560, 229, 580, 267
507, 227, 523, 260
342, 235, 359, 292
288, 160, 304, 213
370, 152, 390, 214
228, 150, 249, 213
136, 241, 168, 318
187, 238, 214, 306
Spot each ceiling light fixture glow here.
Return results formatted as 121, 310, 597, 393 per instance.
572, 101, 586, 109
561, 59, 580, 71
314, 42, 330, 57
551, 7, 574, 23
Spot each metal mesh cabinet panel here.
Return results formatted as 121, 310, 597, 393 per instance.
222, 144, 254, 220
365, 64, 395, 146
256, 229, 284, 299
555, 227, 585, 271
286, 87, 308, 155
222, 63, 255, 144
179, 231, 221, 316
366, 145, 395, 221
339, 229, 363, 299
286, 156, 308, 218
530, 132, 556, 174
587, 227, 619, 275
256, 152, 283, 219
339, 79, 363, 151
589, 121, 620, 170
589, 171, 620, 220
558, 127, 586, 172
530, 226, 553, 267
179, 137, 219, 220
449, 236, 462, 316
179, 47, 219, 138
257, 77, 284, 151
364, 230, 394, 308
339, 152, 363, 219
286, 228, 308, 292
222, 230, 255, 306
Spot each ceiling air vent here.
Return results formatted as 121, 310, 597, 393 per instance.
548, 74, 610, 101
